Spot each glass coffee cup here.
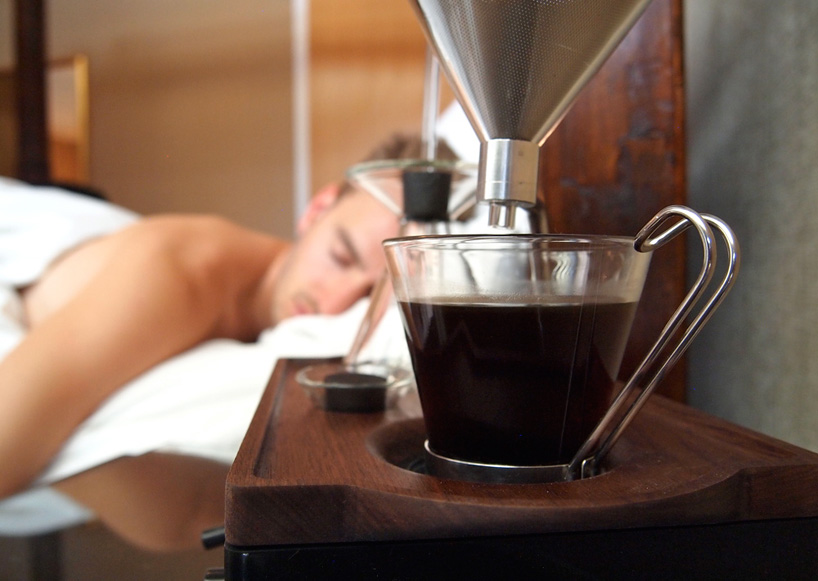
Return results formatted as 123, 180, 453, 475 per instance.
384, 206, 739, 483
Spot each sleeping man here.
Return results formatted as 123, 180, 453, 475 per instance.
0, 133, 448, 500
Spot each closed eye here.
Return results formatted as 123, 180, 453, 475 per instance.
331, 227, 364, 269
330, 247, 354, 268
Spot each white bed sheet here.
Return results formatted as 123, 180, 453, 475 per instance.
34, 297, 408, 485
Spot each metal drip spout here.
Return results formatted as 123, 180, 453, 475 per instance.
480, 139, 540, 228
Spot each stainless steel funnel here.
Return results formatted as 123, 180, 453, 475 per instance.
408, 0, 654, 227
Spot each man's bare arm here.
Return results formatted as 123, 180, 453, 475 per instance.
0, 235, 226, 498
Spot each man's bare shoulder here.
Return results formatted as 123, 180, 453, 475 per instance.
23, 214, 288, 329
117, 214, 287, 289
127, 214, 267, 241
118, 215, 291, 339
121, 214, 284, 261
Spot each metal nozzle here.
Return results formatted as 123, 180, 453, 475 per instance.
480, 139, 539, 228
487, 202, 515, 229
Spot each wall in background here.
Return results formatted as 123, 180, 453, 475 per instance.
685, 0, 818, 451
309, 0, 454, 193
1, 0, 293, 236
1, 0, 453, 235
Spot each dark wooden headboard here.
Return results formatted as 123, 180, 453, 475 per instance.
13, 0, 50, 184
538, 0, 687, 401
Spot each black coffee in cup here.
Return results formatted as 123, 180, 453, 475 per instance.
400, 297, 638, 466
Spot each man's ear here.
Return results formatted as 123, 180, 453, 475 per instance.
297, 182, 341, 236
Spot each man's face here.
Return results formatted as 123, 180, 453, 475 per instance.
269, 187, 401, 325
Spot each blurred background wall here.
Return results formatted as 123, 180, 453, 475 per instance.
1, 0, 294, 236
684, 0, 818, 452
307, 0, 453, 193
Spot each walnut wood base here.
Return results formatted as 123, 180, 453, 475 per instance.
224, 358, 818, 577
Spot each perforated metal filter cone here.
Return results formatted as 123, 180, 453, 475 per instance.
409, 0, 654, 145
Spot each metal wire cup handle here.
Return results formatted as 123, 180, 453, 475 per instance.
566, 205, 741, 481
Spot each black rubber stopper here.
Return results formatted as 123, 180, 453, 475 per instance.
324, 371, 387, 388
402, 170, 451, 222
323, 371, 389, 413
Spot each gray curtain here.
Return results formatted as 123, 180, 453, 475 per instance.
685, 0, 818, 451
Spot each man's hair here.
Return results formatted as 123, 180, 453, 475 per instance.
338, 133, 459, 197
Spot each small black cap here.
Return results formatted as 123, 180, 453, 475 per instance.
402, 170, 451, 222
323, 372, 388, 413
